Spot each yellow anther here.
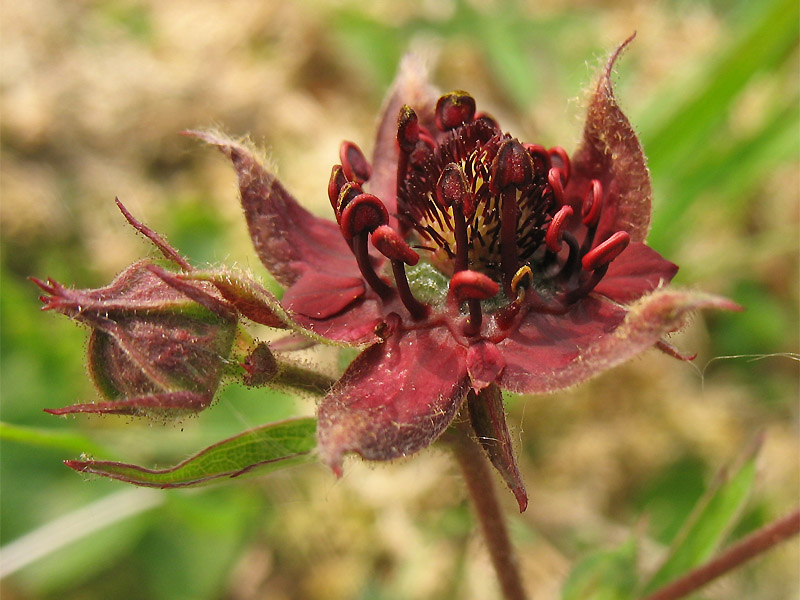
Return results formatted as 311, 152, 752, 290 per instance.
510, 265, 533, 299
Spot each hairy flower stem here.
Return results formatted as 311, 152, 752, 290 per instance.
273, 364, 336, 397
449, 417, 527, 600
642, 507, 800, 600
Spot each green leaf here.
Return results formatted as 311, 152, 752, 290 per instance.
0, 422, 108, 457
562, 539, 638, 600
64, 418, 317, 487
639, 434, 762, 595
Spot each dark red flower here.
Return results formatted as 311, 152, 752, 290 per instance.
191, 37, 738, 510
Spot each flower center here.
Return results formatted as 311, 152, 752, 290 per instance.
327, 91, 631, 338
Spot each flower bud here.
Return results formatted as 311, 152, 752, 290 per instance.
33, 260, 238, 416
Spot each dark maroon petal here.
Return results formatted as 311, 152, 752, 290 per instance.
282, 271, 366, 319
370, 56, 439, 217
499, 289, 740, 394
567, 35, 652, 243
186, 131, 358, 286
317, 327, 469, 474
467, 385, 527, 512
593, 242, 679, 304
498, 296, 626, 394
289, 298, 384, 345
45, 391, 212, 416
466, 339, 506, 391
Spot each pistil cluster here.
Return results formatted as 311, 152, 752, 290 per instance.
327, 91, 631, 340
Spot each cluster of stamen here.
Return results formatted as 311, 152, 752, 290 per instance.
327, 91, 630, 337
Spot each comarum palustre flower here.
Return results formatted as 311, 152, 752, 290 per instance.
187, 36, 737, 510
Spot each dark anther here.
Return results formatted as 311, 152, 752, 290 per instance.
490, 139, 535, 194
397, 105, 420, 153
545, 205, 574, 253
581, 231, 630, 271
335, 181, 363, 221
547, 167, 565, 205
328, 165, 347, 210
436, 163, 472, 272
474, 111, 499, 130
436, 162, 470, 210
524, 143, 548, 157
435, 91, 476, 132
548, 146, 570, 184
450, 270, 499, 336
582, 179, 603, 226
491, 140, 532, 293
524, 143, 550, 174
339, 141, 372, 184
339, 194, 389, 240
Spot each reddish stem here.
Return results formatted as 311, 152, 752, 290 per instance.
642, 507, 800, 600
449, 418, 527, 600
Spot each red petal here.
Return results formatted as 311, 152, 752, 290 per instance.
499, 289, 739, 394
289, 301, 384, 345
467, 385, 527, 512
280, 270, 383, 345
317, 327, 469, 474
369, 56, 439, 220
498, 296, 626, 394
567, 35, 652, 243
187, 131, 358, 286
593, 242, 678, 303
282, 271, 366, 319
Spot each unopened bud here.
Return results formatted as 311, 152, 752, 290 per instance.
33, 260, 238, 416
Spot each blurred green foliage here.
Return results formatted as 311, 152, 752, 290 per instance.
1, 0, 796, 599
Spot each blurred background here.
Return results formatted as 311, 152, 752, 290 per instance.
1, 0, 797, 598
